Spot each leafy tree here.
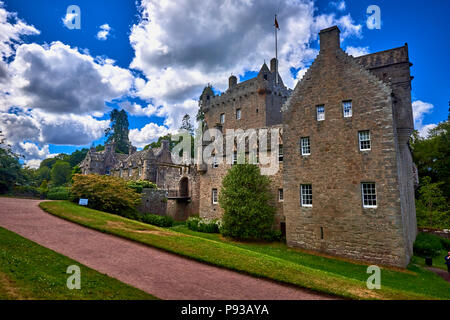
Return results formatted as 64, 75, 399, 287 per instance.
50, 161, 72, 186
67, 148, 88, 167
219, 164, 275, 240
36, 166, 51, 184
0, 130, 22, 193
143, 134, 176, 151
416, 176, 449, 228
105, 109, 130, 154
180, 114, 194, 136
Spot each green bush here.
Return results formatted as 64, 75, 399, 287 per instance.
47, 187, 70, 200
12, 185, 42, 198
186, 217, 221, 233
141, 214, 174, 227
413, 232, 443, 258
440, 237, 450, 251
70, 174, 141, 217
219, 164, 275, 241
127, 180, 157, 193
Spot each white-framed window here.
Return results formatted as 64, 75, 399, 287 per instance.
343, 101, 352, 117
212, 188, 218, 204
361, 183, 377, 208
278, 145, 283, 162
232, 151, 237, 165
359, 130, 371, 151
236, 108, 241, 120
301, 137, 310, 155
316, 105, 325, 121
220, 113, 225, 124
212, 156, 219, 168
278, 189, 284, 202
300, 184, 312, 207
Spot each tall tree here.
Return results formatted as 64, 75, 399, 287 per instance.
50, 161, 72, 186
180, 114, 194, 136
0, 130, 22, 193
105, 109, 130, 154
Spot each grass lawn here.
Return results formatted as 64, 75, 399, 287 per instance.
0, 226, 157, 300
39, 201, 450, 300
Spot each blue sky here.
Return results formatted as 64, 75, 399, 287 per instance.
0, 0, 448, 167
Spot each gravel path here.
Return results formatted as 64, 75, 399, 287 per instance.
0, 197, 335, 300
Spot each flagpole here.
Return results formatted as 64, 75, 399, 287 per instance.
275, 14, 278, 85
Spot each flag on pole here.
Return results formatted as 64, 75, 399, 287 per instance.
274, 15, 279, 29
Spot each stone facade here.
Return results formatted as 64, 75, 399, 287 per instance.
79, 26, 417, 267
281, 26, 417, 267
79, 140, 199, 220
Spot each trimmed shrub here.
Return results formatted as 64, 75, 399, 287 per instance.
413, 232, 443, 258
141, 214, 174, 227
127, 180, 157, 193
47, 187, 70, 200
186, 217, 221, 233
70, 174, 141, 217
219, 164, 275, 240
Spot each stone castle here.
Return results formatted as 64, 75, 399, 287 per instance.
79, 26, 417, 267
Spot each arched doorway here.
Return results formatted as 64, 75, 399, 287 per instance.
179, 177, 189, 197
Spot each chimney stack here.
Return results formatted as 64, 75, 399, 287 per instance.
270, 58, 277, 73
228, 75, 237, 89
319, 26, 341, 52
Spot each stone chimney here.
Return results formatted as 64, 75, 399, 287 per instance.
228, 75, 237, 89
270, 58, 277, 73
319, 26, 341, 52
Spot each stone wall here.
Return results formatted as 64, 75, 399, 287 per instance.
138, 189, 167, 216
282, 26, 413, 267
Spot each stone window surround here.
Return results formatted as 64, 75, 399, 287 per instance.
278, 188, 284, 202
361, 182, 377, 208
236, 108, 241, 120
212, 188, 218, 204
278, 145, 283, 162
220, 113, 225, 124
358, 130, 371, 151
300, 137, 311, 155
300, 184, 312, 207
343, 100, 352, 117
316, 105, 325, 121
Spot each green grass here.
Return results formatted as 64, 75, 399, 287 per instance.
0, 226, 157, 300
411, 249, 449, 271
39, 201, 450, 300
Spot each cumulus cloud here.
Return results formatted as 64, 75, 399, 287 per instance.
345, 46, 369, 57
412, 100, 437, 138
129, 0, 363, 131
0, 1, 40, 60
129, 122, 171, 148
4, 41, 134, 114
96, 24, 111, 41
330, 1, 346, 11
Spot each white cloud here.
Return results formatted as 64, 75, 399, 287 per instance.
0, 1, 40, 60
129, 0, 363, 131
96, 24, 111, 41
345, 46, 369, 57
129, 122, 171, 148
412, 100, 437, 138
4, 41, 134, 114
331, 1, 346, 11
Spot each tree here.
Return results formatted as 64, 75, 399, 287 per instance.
143, 134, 176, 151
105, 109, 130, 154
180, 114, 194, 136
219, 164, 275, 240
50, 161, 72, 186
67, 148, 88, 167
0, 130, 22, 193
416, 176, 449, 228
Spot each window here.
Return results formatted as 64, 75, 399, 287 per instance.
212, 188, 218, 204
316, 105, 325, 121
232, 151, 237, 165
105, 168, 110, 175
128, 168, 132, 177
359, 130, 371, 151
300, 184, 312, 207
278, 189, 284, 202
220, 113, 225, 124
138, 167, 142, 176
301, 137, 310, 155
212, 156, 219, 168
236, 108, 241, 120
343, 101, 352, 117
361, 183, 377, 208
119, 169, 123, 178
278, 145, 283, 162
